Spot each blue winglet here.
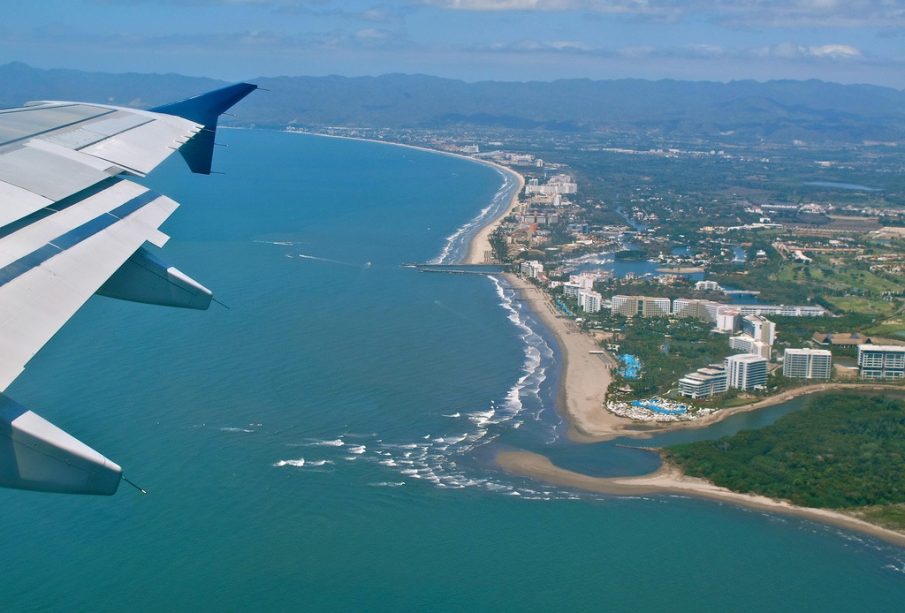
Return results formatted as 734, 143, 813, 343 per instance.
150, 82, 257, 175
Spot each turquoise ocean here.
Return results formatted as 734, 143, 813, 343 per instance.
3, 129, 905, 611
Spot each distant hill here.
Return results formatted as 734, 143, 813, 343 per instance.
2, 62, 904, 144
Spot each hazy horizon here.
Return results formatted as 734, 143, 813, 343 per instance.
3, 1, 904, 88
5, 59, 905, 91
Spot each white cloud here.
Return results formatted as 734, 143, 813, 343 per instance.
755, 42, 863, 60
422, 0, 905, 26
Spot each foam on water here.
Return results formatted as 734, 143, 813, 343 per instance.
273, 458, 306, 468
305, 438, 345, 447
275, 275, 580, 500
431, 168, 516, 264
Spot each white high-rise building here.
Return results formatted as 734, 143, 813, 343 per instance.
678, 364, 728, 398
578, 290, 602, 314
858, 345, 905, 379
715, 307, 741, 333
672, 298, 718, 321
563, 282, 582, 298
611, 295, 671, 318
695, 280, 721, 292
741, 315, 776, 345
783, 348, 832, 379
519, 260, 544, 279
725, 354, 768, 390
729, 334, 772, 360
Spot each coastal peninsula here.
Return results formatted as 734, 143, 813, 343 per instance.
496, 449, 905, 547
452, 149, 905, 546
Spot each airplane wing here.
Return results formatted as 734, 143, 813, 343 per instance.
0, 83, 257, 495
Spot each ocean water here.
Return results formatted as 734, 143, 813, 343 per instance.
2, 130, 904, 611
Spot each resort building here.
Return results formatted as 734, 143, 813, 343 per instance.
857, 345, 905, 379
695, 280, 722, 292
611, 295, 671, 318
729, 334, 772, 360
525, 174, 577, 196
578, 290, 602, 314
783, 348, 832, 380
678, 364, 728, 398
563, 282, 582, 298
672, 298, 722, 321
725, 354, 768, 391
741, 315, 776, 345
715, 307, 741, 333
737, 304, 826, 317
519, 260, 545, 279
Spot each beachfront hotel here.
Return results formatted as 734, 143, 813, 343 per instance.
672, 298, 721, 321
678, 364, 728, 398
611, 295, 671, 318
857, 345, 905, 379
725, 354, 768, 391
578, 290, 602, 314
519, 260, 545, 279
783, 348, 832, 380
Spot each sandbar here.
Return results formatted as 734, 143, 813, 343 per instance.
498, 450, 905, 547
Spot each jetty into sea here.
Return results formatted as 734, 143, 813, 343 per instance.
402, 263, 514, 275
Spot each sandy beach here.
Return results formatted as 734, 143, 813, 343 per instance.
503, 273, 631, 441
464, 170, 524, 264
498, 450, 905, 547
306, 130, 525, 266
318, 130, 905, 544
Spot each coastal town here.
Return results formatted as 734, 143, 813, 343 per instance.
446, 142, 905, 428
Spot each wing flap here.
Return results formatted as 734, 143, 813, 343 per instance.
0, 145, 112, 201
0, 189, 177, 390
79, 116, 200, 176
0, 180, 52, 229
44, 112, 154, 150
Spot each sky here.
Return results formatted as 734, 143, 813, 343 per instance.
1, 0, 904, 87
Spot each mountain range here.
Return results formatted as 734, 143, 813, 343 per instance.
3, 62, 904, 144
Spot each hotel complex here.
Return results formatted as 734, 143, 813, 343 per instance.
678, 364, 728, 399
783, 348, 832, 380
611, 295, 672, 318
725, 354, 769, 391
858, 345, 905, 379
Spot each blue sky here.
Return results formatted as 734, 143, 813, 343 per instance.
1, 0, 904, 87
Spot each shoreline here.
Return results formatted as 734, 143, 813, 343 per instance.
503, 273, 629, 442
301, 130, 525, 265
464, 170, 524, 264
592, 382, 905, 443
497, 450, 905, 547
304, 128, 905, 546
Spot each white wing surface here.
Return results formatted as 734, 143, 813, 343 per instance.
0, 83, 256, 495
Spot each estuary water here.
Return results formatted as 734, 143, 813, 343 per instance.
2, 130, 904, 611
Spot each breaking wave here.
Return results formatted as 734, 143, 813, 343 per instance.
432, 168, 517, 265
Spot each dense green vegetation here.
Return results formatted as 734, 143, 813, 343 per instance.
666, 394, 905, 518
611, 316, 729, 397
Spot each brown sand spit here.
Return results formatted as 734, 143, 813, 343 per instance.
497, 450, 905, 547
